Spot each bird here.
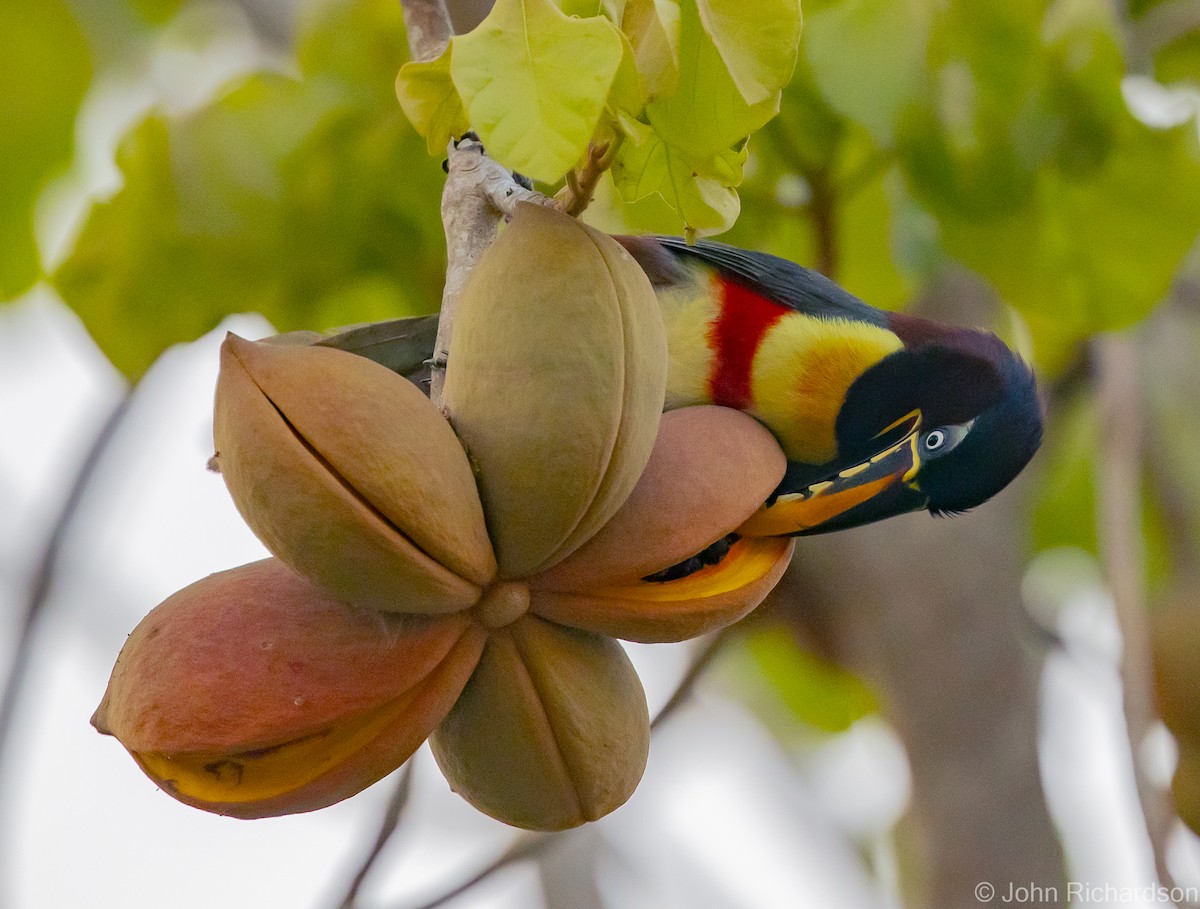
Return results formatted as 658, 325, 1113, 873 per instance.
613, 235, 1044, 537
314, 236, 1043, 539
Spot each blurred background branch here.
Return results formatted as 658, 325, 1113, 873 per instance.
1095, 334, 1180, 889
0, 391, 134, 773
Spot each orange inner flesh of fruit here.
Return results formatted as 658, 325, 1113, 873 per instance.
588, 537, 791, 603
135, 683, 427, 805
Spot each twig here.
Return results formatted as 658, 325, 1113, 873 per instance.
399, 0, 453, 63
392, 634, 731, 909
555, 139, 620, 217
1094, 334, 1179, 892
649, 630, 731, 730
429, 137, 554, 407
807, 176, 838, 279
0, 391, 134, 767
333, 762, 416, 909
406, 831, 554, 909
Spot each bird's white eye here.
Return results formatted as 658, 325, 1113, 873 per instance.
920, 420, 974, 457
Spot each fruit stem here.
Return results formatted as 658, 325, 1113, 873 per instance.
430, 136, 554, 407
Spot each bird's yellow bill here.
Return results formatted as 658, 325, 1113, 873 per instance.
738, 430, 924, 537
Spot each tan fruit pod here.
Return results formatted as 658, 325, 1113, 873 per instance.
531, 536, 794, 643
528, 406, 793, 643
443, 204, 667, 580
430, 615, 650, 830
92, 559, 486, 819
534, 408, 786, 589
215, 334, 495, 614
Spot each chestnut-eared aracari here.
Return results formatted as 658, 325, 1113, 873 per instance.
613, 235, 1043, 537
332, 234, 1042, 538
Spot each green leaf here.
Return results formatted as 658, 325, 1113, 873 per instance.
55, 0, 446, 380
127, 0, 184, 25
805, 0, 931, 145
1031, 391, 1171, 590
1034, 0, 1126, 176
451, 0, 625, 182
735, 627, 877, 734
396, 43, 471, 155
296, 0, 410, 99
939, 122, 1200, 369
1153, 30, 1200, 86
0, 0, 91, 300
695, 0, 801, 105
55, 0, 447, 379
1030, 394, 1101, 558
557, 0, 606, 16
621, 0, 681, 101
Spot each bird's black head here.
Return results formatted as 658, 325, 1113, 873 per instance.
912, 341, 1042, 515
738, 319, 1043, 536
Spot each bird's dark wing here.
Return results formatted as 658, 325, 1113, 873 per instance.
650, 236, 890, 328
268, 315, 440, 393
312, 315, 439, 376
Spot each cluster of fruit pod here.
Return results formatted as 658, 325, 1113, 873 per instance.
92, 205, 796, 830
1152, 598, 1200, 837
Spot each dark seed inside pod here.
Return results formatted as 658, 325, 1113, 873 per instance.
642, 534, 739, 583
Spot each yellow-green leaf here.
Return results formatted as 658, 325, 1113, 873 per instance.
695, 0, 801, 105
396, 43, 470, 155
451, 0, 624, 182
607, 29, 647, 119
643, 0, 779, 161
621, 0, 681, 100
612, 132, 743, 236
557, 0, 606, 16
0, 0, 90, 300
609, 0, 781, 235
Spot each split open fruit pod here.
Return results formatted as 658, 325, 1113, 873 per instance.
93, 205, 794, 830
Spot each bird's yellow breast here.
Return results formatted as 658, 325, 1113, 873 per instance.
654, 272, 902, 464
748, 315, 902, 463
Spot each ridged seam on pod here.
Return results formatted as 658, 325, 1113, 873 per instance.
430, 615, 649, 830
442, 204, 667, 580
534, 407, 787, 590
546, 216, 670, 566
214, 335, 495, 614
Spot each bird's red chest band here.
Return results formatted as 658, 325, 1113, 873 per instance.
706, 278, 787, 409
